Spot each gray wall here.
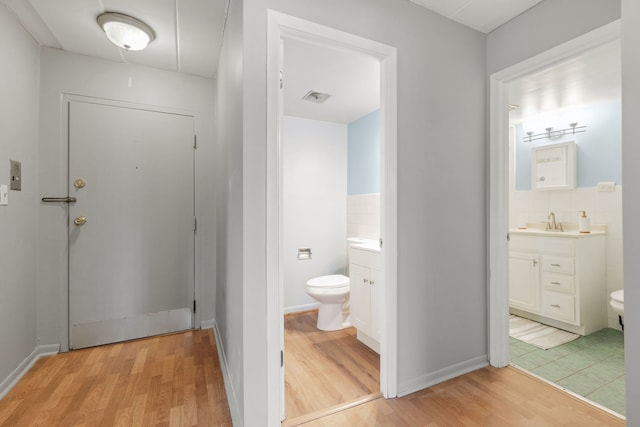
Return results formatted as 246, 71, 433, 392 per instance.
0, 6, 40, 388
487, 0, 621, 74
37, 48, 217, 347
214, 0, 244, 423
621, 0, 640, 423
239, 0, 487, 424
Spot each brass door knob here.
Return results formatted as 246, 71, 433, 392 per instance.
74, 178, 86, 189
74, 216, 87, 226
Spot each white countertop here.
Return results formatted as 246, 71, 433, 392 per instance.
348, 238, 381, 253
510, 222, 606, 238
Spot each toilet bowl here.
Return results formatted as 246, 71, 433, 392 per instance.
610, 290, 624, 330
306, 274, 351, 331
610, 290, 624, 316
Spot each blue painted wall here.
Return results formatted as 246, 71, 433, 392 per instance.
348, 109, 380, 195
515, 100, 621, 190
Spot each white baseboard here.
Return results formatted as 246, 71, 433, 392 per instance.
283, 302, 319, 314
212, 321, 243, 427
0, 344, 60, 400
397, 355, 489, 397
200, 319, 216, 329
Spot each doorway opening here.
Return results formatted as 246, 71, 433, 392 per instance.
280, 35, 381, 421
266, 11, 398, 424
489, 21, 625, 418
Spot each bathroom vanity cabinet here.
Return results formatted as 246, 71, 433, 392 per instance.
349, 245, 382, 353
509, 231, 606, 335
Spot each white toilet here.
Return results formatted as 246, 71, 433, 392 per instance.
306, 274, 351, 331
610, 289, 624, 329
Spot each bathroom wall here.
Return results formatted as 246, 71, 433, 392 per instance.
347, 109, 380, 240
510, 100, 623, 329
0, 5, 40, 395
282, 116, 348, 312
514, 100, 621, 190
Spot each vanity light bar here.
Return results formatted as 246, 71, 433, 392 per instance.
523, 123, 587, 143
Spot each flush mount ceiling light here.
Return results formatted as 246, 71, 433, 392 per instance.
97, 12, 155, 51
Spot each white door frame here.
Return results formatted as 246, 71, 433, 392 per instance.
59, 94, 198, 352
266, 10, 398, 423
488, 21, 621, 367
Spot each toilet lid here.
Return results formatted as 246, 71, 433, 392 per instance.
611, 290, 624, 303
306, 274, 350, 289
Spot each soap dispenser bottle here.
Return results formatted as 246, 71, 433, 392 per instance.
579, 211, 591, 233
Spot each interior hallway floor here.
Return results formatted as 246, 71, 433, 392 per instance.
511, 327, 626, 416
0, 329, 232, 427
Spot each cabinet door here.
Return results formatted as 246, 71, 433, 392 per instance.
509, 254, 540, 313
350, 264, 371, 334
370, 268, 383, 342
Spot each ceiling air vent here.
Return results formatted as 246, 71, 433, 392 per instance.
302, 90, 332, 104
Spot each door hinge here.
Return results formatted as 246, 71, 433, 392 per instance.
507, 232, 510, 241
193, 135, 197, 149
379, 237, 383, 248
281, 350, 284, 367
193, 300, 197, 313
194, 217, 197, 233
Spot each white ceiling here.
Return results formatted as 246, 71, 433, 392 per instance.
283, 38, 380, 124
508, 40, 621, 124
409, 0, 544, 33
2, 0, 228, 79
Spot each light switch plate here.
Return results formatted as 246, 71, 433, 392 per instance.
10, 160, 21, 191
0, 184, 8, 205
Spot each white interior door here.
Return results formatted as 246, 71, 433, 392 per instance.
68, 101, 195, 349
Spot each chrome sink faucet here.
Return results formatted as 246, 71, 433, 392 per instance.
546, 212, 563, 231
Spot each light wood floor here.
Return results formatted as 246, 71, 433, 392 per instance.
0, 324, 624, 426
0, 329, 232, 427
300, 366, 625, 426
284, 310, 380, 421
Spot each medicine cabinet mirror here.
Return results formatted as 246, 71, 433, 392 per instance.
531, 141, 576, 190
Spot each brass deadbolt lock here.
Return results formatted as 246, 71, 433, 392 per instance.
74, 216, 87, 226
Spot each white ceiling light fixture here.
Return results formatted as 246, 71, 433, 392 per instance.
97, 12, 155, 51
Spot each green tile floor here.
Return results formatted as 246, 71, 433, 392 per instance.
510, 328, 626, 416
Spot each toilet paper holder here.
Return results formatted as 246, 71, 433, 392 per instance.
298, 248, 312, 260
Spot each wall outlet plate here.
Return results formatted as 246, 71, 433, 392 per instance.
597, 182, 615, 192
10, 160, 21, 191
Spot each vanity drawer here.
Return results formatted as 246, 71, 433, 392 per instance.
542, 257, 574, 275
542, 274, 575, 294
542, 291, 576, 323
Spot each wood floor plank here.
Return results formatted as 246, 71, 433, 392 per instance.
0, 330, 232, 427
